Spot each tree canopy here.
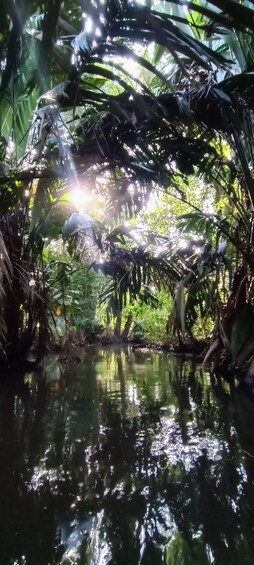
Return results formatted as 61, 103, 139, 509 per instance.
1, 0, 254, 374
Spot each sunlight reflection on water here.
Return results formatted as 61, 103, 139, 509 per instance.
1, 348, 254, 564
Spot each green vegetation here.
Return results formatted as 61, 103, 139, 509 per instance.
46, 242, 103, 344
1, 1, 254, 377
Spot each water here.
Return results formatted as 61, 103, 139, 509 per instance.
1, 348, 254, 565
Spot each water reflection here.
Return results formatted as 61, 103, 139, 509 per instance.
1, 348, 254, 564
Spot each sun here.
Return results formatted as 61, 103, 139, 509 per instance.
71, 188, 93, 210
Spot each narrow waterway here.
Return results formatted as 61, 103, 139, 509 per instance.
1, 347, 254, 565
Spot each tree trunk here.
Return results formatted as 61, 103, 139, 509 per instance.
121, 313, 133, 339
114, 313, 122, 337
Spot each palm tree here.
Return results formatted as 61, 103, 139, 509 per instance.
60, 1, 254, 374
1, 0, 254, 373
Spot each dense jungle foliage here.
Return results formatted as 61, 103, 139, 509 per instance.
1, 0, 254, 376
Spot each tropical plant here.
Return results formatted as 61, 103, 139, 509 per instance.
127, 289, 173, 343
47, 244, 103, 345
2, 0, 254, 373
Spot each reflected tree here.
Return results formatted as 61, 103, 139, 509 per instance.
1, 350, 254, 564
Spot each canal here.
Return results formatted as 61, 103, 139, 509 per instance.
1, 347, 254, 564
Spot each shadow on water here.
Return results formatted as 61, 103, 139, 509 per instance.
1, 347, 254, 564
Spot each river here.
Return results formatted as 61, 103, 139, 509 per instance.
1, 347, 254, 564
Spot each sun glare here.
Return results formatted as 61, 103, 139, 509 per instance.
71, 188, 92, 210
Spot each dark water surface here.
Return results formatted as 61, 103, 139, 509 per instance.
1, 348, 254, 565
